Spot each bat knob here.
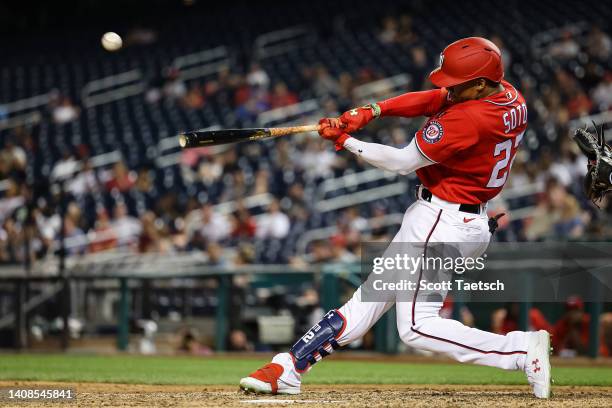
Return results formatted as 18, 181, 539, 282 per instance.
178, 134, 190, 148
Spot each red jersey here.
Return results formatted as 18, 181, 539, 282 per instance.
413, 80, 527, 204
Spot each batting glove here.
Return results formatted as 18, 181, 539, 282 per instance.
318, 118, 351, 151
338, 103, 381, 133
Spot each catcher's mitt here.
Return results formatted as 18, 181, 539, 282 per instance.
572, 123, 612, 205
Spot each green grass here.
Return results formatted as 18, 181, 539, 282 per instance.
0, 354, 610, 386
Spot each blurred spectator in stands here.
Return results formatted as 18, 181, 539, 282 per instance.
306, 239, 334, 263
491, 35, 512, 71
591, 72, 612, 111
197, 156, 223, 186
0, 179, 25, 224
355, 67, 377, 86
491, 303, 553, 335
548, 30, 580, 60
566, 89, 593, 119
331, 217, 360, 252
549, 140, 588, 190
312, 65, 339, 98
246, 63, 270, 89
540, 148, 571, 188
330, 235, 358, 262
440, 295, 474, 327
163, 68, 187, 101
285, 182, 309, 215
233, 243, 256, 266
89, 208, 117, 253
52, 96, 79, 124
0, 222, 9, 263
586, 26, 611, 61
199, 203, 231, 243
67, 159, 99, 197
300, 139, 336, 178
206, 242, 228, 266
256, 199, 290, 239
1, 136, 26, 172
252, 168, 270, 195
295, 288, 324, 331
34, 200, 60, 252
409, 46, 429, 90
235, 88, 270, 125
553, 296, 610, 357
63, 216, 86, 256
228, 329, 254, 351
0, 217, 20, 263
345, 207, 368, 232
525, 178, 588, 240
379, 16, 398, 44
176, 327, 213, 355
369, 205, 391, 241
182, 83, 205, 109
104, 161, 136, 192
170, 217, 189, 251
270, 82, 298, 109
230, 202, 257, 239
51, 150, 78, 181
145, 73, 164, 104
223, 169, 248, 201
111, 202, 142, 247
139, 211, 161, 252
234, 76, 251, 106
336, 73, 354, 109
396, 14, 417, 45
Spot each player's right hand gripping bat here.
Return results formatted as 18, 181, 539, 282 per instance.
178, 124, 321, 148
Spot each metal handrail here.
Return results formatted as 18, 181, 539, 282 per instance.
0, 92, 52, 113
296, 212, 405, 254
172, 46, 230, 82
254, 26, 315, 59
352, 74, 411, 102
316, 168, 399, 202
257, 99, 320, 127
568, 111, 612, 136
81, 69, 145, 108
315, 181, 408, 212
530, 21, 590, 54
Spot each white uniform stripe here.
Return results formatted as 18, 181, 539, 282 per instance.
414, 135, 438, 164
483, 90, 518, 106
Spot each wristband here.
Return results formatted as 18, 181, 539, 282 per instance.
366, 103, 382, 118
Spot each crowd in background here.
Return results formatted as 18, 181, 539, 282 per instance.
1, 4, 611, 357
1, 19, 611, 267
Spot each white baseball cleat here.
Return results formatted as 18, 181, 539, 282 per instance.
240, 354, 301, 395
525, 330, 552, 398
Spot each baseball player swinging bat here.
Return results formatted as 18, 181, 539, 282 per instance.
178, 124, 320, 148
239, 37, 553, 399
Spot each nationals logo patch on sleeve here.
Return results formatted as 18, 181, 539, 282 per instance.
422, 120, 444, 144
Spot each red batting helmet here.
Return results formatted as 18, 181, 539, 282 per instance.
429, 37, 503, 88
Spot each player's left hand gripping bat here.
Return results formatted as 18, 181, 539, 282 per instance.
178, 124, 321, 148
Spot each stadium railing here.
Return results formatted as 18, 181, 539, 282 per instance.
81, 69, 146, 108
1, 243, 607, 356
254, 26, 317, 60
172, 46, 231, 82
0, 92, 50, 130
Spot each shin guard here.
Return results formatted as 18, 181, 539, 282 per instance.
289, 310, 346, 373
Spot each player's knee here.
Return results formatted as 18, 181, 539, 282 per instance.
289, 310, 347, 373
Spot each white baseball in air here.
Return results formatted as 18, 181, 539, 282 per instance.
101, 32, 123, 51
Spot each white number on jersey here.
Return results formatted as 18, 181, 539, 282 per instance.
486, 131, 525, 188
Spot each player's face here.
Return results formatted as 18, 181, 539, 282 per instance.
447, 79, 485, 103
